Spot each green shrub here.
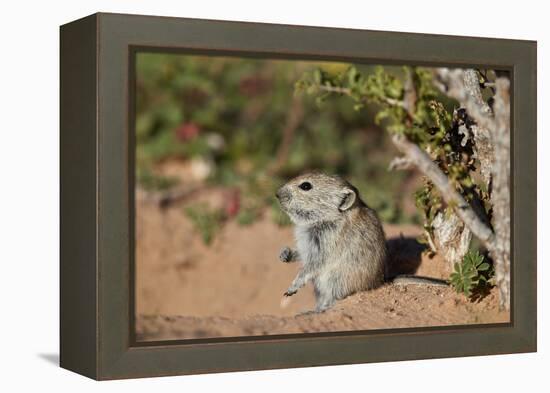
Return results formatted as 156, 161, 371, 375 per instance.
449, 250, 494, 298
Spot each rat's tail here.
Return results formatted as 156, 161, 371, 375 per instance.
391, 274, 448, 286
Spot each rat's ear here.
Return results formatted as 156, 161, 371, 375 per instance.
339, 188, 356, 211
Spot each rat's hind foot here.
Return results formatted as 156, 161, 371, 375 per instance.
295, 304, 332, 316
314, 298, 335, 313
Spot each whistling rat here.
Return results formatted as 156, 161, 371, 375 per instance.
276, 172, 386, 312
276, 172, 445, 313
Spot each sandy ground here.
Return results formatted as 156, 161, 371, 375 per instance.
135, 188, 509, 342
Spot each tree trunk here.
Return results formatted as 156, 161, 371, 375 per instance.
489, 78, 511, 310
432, 212, 472, 269
434, 69, 511, 309
462, 69, 494, 187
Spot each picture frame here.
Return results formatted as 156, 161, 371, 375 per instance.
60, 12, 537, 380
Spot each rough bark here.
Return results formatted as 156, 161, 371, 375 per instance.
463, 70, 495, 186
435, 69, 494, 186
432, 69, 511, 309
489, 78, 511, 310
431, 212, 472, 268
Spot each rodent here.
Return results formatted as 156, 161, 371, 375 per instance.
276, 172, 447, 313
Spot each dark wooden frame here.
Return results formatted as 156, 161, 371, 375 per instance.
60, 12, 537, 380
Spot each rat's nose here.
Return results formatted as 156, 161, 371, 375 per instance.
276, 187, 291, 202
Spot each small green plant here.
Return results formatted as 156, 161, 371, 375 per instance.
184, 204, 226, 245
449, 250, 494, 299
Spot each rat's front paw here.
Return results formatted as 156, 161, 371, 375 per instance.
279, 247, 293, 263
283, 288, 297, 297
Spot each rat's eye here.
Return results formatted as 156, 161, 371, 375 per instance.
298, 181, 312, 191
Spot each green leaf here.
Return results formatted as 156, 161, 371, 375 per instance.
477, 263, 490, 271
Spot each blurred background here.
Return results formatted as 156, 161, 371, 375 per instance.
135, 54, 422, 223
134, 53, 425, 332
